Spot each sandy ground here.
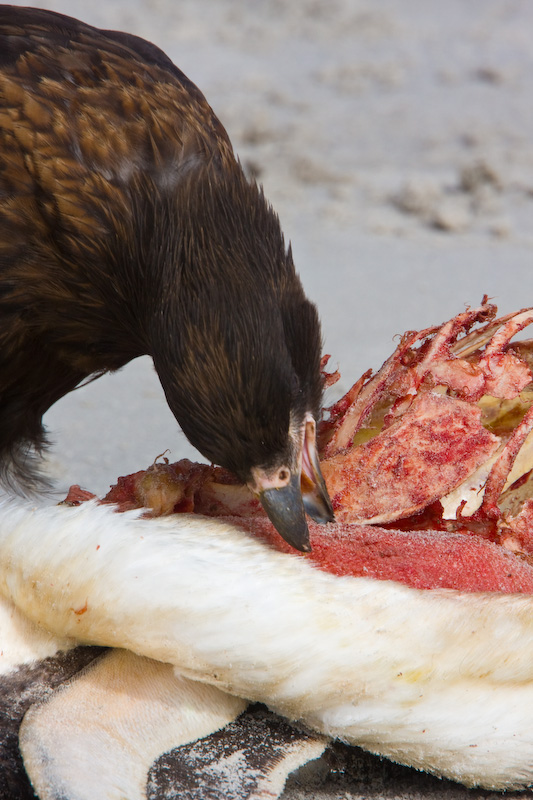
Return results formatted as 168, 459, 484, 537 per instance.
6, 1, 533, 796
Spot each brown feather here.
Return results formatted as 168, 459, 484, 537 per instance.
0, 6, 323, 492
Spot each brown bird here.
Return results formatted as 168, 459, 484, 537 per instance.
0, 5, 333, 550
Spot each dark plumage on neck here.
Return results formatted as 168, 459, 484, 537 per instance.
149, 162, 323, 482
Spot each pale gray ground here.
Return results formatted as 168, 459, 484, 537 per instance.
6, 0, 533, 796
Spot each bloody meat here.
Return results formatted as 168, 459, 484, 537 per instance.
63, 299, 533, 593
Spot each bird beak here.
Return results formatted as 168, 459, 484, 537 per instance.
249, 416, 334, 553
258, 471, 312, 552
300, 415, 335, 526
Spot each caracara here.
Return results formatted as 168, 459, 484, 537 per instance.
0, 5, 333, 549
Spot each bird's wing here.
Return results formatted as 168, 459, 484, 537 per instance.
0, 592, 324, 800
0, 8, 237, 474
0, 6, 233, 295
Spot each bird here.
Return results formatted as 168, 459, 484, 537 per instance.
0, 5, 334, 550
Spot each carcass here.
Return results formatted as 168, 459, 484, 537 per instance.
5, 300, 533, 798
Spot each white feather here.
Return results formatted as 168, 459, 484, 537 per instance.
0, 593, 75, 674
2, 498, 533, 788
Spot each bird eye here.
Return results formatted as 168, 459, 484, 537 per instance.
278, 468, 290, 483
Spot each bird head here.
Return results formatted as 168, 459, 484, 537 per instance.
151, 164, 334, 550
247, 411, 334, 551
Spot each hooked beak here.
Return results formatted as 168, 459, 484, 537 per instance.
249, 416, 334, 552
300, 416, 335, 526
259, 471, 311, 552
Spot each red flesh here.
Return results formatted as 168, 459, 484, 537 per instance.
64, 302, 533, 594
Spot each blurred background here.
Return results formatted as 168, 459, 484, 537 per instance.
9, 0, 533, 496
